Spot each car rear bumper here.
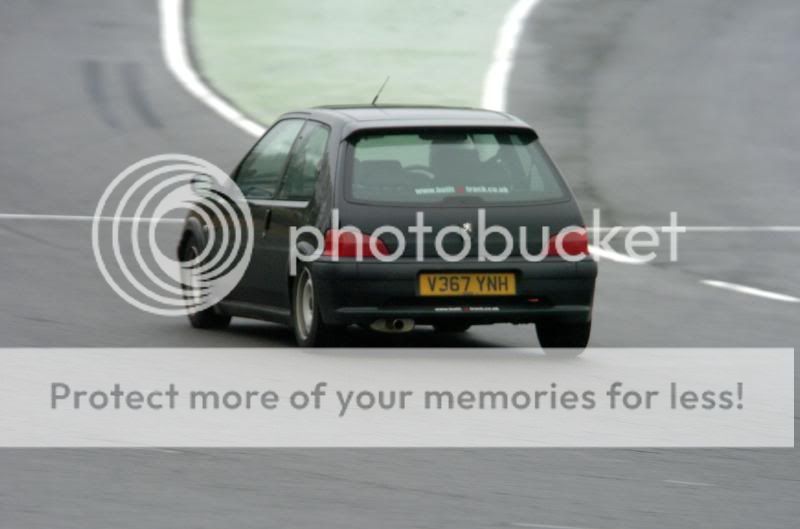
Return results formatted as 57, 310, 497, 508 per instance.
311, 258, 597, 326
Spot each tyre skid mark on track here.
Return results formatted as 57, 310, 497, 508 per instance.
121, 62, 164, 129
81, 59, 122, 130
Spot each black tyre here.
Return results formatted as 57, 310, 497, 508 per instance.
180, 239, 231, 329
291, 265, 340, 347
536, 321, 591, 356
433, 322, 472, 333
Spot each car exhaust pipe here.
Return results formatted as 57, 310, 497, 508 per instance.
370, 318, 414, 333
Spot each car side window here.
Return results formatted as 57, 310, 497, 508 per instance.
235, 119, 304, 199
277, 121, 331, 201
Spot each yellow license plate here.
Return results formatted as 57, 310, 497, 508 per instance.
418, 272, 516, 296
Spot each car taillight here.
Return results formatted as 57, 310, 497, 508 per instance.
323, 229, 389, 259
546, 228, 589, 257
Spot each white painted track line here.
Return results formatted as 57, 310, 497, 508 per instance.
9, 215, 800, 303
158, 0, 265, 137
591, 226, 800, 233
512, 523, 608, 529
663, 479, 714, 487
588, 244, 647, 264
701, 280, 800, 303
481, 0, 541, 111
0, 214, 182, 224
1, 215, 796, 233
681, 226, 800, 232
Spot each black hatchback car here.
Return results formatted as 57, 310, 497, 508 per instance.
178, 106, 597, 349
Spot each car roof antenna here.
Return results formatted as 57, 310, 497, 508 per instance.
371, 76, 390, 106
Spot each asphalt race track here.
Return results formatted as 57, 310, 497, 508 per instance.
1, 0, 798, 528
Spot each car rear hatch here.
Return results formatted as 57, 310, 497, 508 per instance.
335, 127, 586, 260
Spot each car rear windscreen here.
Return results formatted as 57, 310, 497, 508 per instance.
348, 129, 567, 205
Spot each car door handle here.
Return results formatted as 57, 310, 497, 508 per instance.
262, 208, 272, 235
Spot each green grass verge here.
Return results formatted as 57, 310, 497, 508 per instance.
191, 0, 515, 124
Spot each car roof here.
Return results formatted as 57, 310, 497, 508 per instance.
280, 105, 535, 137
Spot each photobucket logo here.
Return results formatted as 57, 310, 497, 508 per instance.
289, 209, 686, 275
92, 154, 253, 316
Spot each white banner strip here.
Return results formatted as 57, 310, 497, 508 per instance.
1, 347, 793, 447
